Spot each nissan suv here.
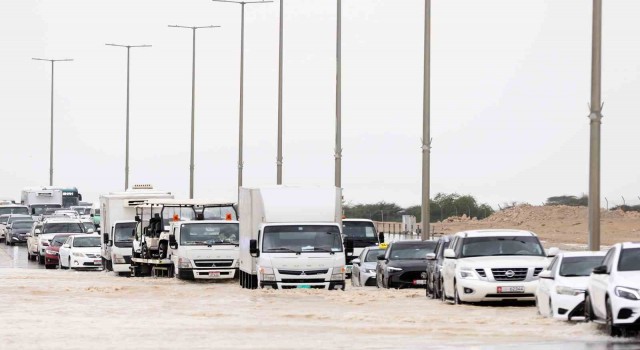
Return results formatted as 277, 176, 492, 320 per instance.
441, 229, 557, 304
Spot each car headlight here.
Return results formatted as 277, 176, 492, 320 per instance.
45, 249, 57, 255
459, 268, 478, 280
178, 258, 192, 269
387, 267, 403, 272
615, 287, 640, 301
72, 252, 85, 257
556, 286, 584, 296
40, 239, 50, 246
366, 269, 376, 274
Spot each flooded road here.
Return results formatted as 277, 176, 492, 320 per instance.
0, 241, 44, 269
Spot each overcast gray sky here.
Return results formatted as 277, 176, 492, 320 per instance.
1, 0, 639, 208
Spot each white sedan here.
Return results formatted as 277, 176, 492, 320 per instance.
536, 251, 605, 320
351, 247, 385, 287
58, 234, 103, 270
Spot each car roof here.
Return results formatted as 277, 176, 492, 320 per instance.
559, 251, 606, 258
621, 242, 640, 249
42, 218, 83, 223
454, 229, 537, 238
343, 219, 375, 223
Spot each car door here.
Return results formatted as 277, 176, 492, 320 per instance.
378, 246, 390, 284
27, 224, 41, 253
538, 256, 559, 315
352, 249, 363, 283
442, 237, 459, 298
591, 247, 615, 319
59, 236, 72, 266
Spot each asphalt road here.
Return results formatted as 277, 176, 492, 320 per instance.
0, 240, 44, 269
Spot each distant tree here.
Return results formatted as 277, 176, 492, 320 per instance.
545, 194, 588, 207
611, 204, 640, 212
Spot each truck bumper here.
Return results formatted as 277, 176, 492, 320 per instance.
177, 268, 238, 280
112, 262, 131, 273
260, 280, 345, 290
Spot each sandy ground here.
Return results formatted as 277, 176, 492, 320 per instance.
0, 268, 618, 350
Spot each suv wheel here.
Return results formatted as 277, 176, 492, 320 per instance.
454, 281, 463, 305
606, 298, 622, 337
440, 279, 447, 302
584, 293, 594, 322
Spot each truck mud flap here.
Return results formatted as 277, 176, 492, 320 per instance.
239, 270, 258, 289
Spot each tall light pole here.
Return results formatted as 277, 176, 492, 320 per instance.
211, 0, 273, 192
277, 0, 284, 185
421, 0, 431, 241
335, 0, 342, 189
588, 0, 603, 251
169, 25, 220, 199
32, 58, 73, 186
105, 44, 152, 191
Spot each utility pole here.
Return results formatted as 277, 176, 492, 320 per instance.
335, 0, 342, 189
277, 0, 284, 184
32, 58, 73, 186
588, 0, 602, 251
421, 0, 431, 241
211, 0, 273, 193
105, 44, 152, 191
169, 25, 220, 199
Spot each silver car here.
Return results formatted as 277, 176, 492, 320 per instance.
351, 247, 385, 287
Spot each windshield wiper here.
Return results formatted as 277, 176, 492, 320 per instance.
560, 274, 588, 277
310, 247, 338, 253
265, 247, 300, 254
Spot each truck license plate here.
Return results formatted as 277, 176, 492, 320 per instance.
497, 286, 525, 293
209, 272, 220, 277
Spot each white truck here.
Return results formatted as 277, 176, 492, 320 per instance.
342, 218, 381, 277
129, 200, 240, 280
99, 186, 173, 275
20, 187, 63, 217
238, 186, 348, 290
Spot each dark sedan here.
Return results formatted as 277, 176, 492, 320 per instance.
6, 220, 34, 246
376, 240, 437, 289
425, 235, 451, 299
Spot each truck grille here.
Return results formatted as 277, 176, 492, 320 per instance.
194, 260, 233, 268
491, 268, 528, 282
278, 269, 328, 276
281, 278, 326, 284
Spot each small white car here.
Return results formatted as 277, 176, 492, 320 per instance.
441, 229, 557, 304
585, 242, 640, 336
58, 234, 103, 270
351, 246, 385, 287
536, 251, 605, 320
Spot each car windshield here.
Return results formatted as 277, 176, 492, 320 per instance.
115, 222, 137, 246
202, 206, 237, 221
0, 215, 10, 224
12, 221, 34, 229
51, 236, 70, 247
8, 216, 31, 224
0, 207, 29, 216
559, 256, 604, 276
73, 237, 100, 248
343, 221, 378, 242
389, 242, 436, 260
618, 248, 640, 272
365, 249, 384, 262
180, 223, 239, 246
43, 222, 84, 234
82, 222, 95, 232
461, 236, 545, 258
262, 225, 343, 253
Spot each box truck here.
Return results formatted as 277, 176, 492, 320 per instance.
99, 185, 173, 274
238, 186, 348, 290
21, 187, 63, 217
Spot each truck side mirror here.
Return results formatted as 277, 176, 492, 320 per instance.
134, 215, 141, 222
90, 214, 94, 218
103, 233, 109, 244
378, 232, 385, 243
169, 234, 178, 249
345, 240, 354, 255
249, 239, 259, 257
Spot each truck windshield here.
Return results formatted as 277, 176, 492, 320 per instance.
180, 223, 239, 246
0, 207, 29, 216
0, 215, 10, 224
114, 223, 137, 247
461, 236, 545, 258
262, 225, 343, 253
43, 223, 84, 234
343, 221, 378, 247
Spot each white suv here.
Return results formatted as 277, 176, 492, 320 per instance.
28, 218, 86, 264
584, 242, 640, 337
441, 229, 556, 304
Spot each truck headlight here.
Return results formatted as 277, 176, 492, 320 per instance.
178, 258, 192, 269
113, 255, 126, 264
259, 266, 275, 281
556, 286, 584, 296
331, 266, 345, 281
459, 269, 478, 280
616, 287, 640, 300
72, 252, 85, 257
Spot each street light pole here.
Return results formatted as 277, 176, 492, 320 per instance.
335, 0, 342, 189
588, 0, 603, 251
211, 0, 272, 193
32, 58, 73, 186
169, 25, 220, 199
277, 0, 284, 185
421, 0, 431, 241
105, 44, 152, 191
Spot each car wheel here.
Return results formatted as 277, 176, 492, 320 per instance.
68, 257, 73, 270
38, 255, 45, 265
606, 298, 622, 337
584, 293, 594, 322
454, 281, 463, 305
440, 279, 447, 302
376, 273, 382, 288
432, 278, 440, 300
45, 264, 55, 270
548, 298, 554, 318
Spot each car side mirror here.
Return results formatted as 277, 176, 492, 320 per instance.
592, 265, 608, 275
249, 239, 259, 257
426, 253, 436, 260
538, 270, 554, 279
546, 247, 560, 258
444, 249, 456, 259
377, 255, 386, 261
63, 244, 70, 248
351, 258, 361, 265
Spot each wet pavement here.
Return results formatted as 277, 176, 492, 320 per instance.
0, 240, 45, 269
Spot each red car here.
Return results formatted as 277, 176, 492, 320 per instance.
44, 234, 78, 269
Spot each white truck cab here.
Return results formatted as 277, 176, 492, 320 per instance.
342, 219, 380, 277
239, 186, 349, 290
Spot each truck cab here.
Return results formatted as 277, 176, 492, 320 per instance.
342, 219, 381, 277
166, 220, 239, 280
